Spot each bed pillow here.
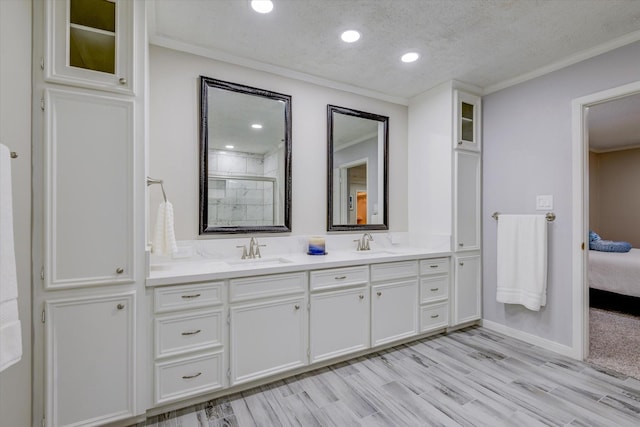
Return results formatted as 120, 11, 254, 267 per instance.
590, 239, 632, 253
589, 230, 601, 242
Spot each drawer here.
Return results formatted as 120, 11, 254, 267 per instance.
155, 309, 223, 359
155, 351, 224, 405
419, 258, 450, 276
420, 302, 449, 332
154, 282, 224, 313
420, 276, 449, 304
370, 261, 418, 282
310, 266, 369, 291
230, 272, 306, 302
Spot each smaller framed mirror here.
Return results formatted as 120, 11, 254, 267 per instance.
327, 105, 389, 231
199, 77, 292, 234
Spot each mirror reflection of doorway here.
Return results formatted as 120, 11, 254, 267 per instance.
346, 163, 367, 225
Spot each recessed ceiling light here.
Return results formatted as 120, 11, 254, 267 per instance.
251, 0, 273, 14
401, 52, 420, 63
341, 30, 360, 43
251, 124, 263, 129
225, 145, 234, 149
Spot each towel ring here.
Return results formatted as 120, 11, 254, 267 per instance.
146, 176, 167, 202
492, 211, 556, 222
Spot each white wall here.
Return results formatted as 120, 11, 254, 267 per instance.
0, 1, 32, 426
148, 46, 408, 240
482, 41, 640, 347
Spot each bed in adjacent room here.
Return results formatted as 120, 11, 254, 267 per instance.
589, 248, 640, 298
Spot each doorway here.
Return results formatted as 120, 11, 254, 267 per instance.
572, 80, 640, 361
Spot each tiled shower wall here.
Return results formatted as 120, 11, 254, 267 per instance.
207, 149, 276, 226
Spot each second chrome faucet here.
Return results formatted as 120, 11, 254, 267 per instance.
237, 237, 266, 259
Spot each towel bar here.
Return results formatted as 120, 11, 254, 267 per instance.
492, 211, 555, 222
146, 176, 167, 202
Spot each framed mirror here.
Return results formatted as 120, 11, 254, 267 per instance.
199, 77, 292, 234
327, 105, 389, 231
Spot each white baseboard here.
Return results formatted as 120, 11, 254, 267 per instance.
481, 319, 579, 359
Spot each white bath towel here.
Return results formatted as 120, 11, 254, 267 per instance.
496, 214, 548, 311
153, 201, 178, 256
0, 143, 22, 372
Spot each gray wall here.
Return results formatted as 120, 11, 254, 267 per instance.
482, 41, 640, 346
0, 1, 32, 426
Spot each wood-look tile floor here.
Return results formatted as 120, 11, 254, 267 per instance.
142, 327, 640, 426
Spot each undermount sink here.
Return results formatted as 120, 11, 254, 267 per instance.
226, 257, 294, 267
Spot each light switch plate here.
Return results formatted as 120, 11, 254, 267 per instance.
536, 195, 553, 210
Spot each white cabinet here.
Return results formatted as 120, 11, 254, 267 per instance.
45, 0, 134, 93
44, 87, 134, 289
453, 254, 482, 325
370, 261, 419, 346
229, 273, 308, 385
310, 266, 369, 363
45, 292, 136, 427
152, 282, 226, 405
454, 90, 481, 151
310, 287, 369, 362
454, 151, 481, 252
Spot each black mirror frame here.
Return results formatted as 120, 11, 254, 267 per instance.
327, 105, 389, 232
199, 76, 292, 234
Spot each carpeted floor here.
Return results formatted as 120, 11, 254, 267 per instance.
588, 307, 640, 379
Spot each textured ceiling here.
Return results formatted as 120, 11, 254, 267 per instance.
151, 0, 640, 101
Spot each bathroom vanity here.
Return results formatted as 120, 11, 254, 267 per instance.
146, 245, 455, 408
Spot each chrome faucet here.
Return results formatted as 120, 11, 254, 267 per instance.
355, 233, 374, 251
248, 237, 265, 259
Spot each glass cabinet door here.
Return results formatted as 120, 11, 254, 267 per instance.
46, 0, 133, 93
455, 91, 481, 152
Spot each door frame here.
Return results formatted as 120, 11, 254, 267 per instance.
571, 80, 640, 359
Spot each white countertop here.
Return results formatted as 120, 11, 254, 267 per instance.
146, 247, 451, 286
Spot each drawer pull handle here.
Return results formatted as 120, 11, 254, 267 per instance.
429, 265, 439, 268
430, 314, 440, 319
181, 329, 201, 336
182, 372, 202, 380
181, 294, 201, 299
377, 291, 382, 296
334, 276, 347, 280
430, 288, 439, 292
294, 304, 300, 310
359, 294, 364, 300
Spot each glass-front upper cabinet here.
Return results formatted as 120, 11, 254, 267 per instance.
454, 91, 481, 152
45, 0, 134, 93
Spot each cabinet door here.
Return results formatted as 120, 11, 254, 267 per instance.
453, 254, 482, 325
454, 91, 481, 151
45, 0, 133, 93
44, 88, 134, 289
45, 292, 135, 427
310, 286, 369, 363
371, 280, 418, 346
230, 296, 307, 385
454, 151, 481, 252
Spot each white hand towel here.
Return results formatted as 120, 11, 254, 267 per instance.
153, 201, 178, 256
0, 143, 22, 372
496, 214, 548, 311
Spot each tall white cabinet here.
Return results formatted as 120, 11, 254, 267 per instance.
408, 81, 482, 328
32, 1, 147, 426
